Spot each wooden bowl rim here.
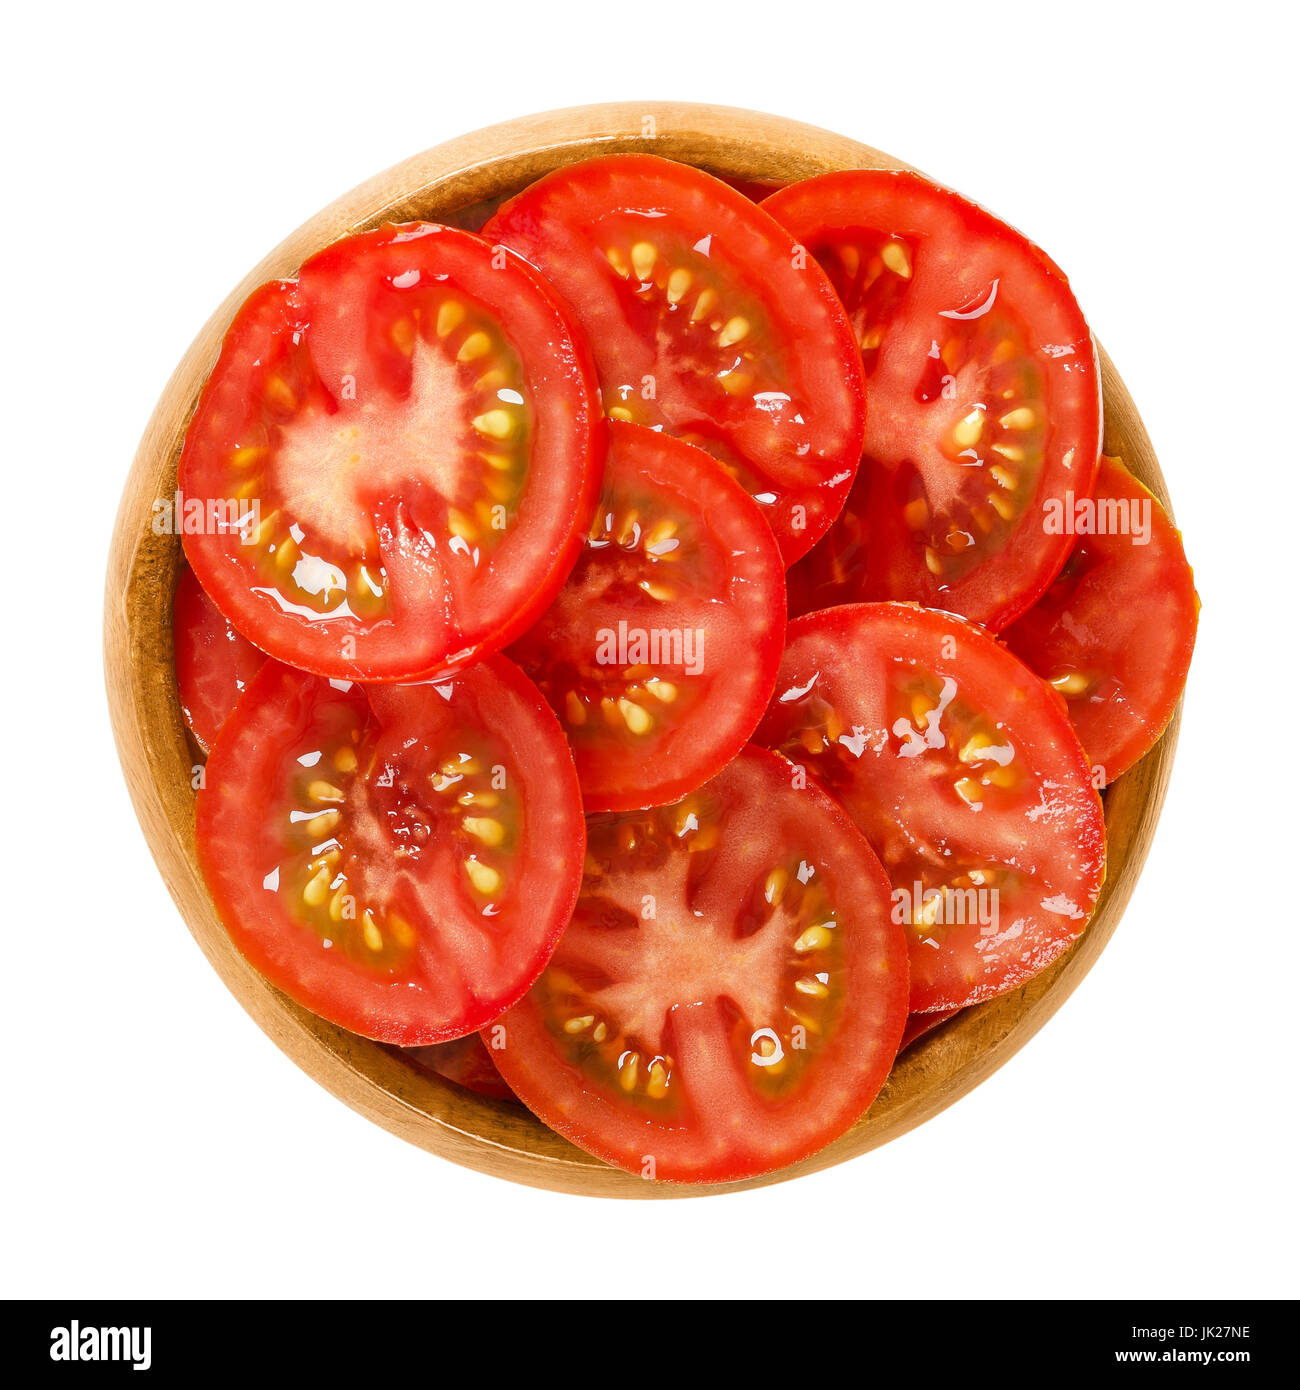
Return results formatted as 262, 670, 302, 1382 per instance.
103, 101, 1179, 1199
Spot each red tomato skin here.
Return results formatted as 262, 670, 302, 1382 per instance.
196, 657, 585, 1045
1002, 455, 1198, 785
402, 1036, 517, 1102
180, 224, 604, 682
509, 421, 787, 812
899, 1009, 960, 1052
483, 155, 867, 567
757, 603, 1107, 1013
172, 565, 266, 752
488, 746, 910, 1184
764, 170, 1102, 630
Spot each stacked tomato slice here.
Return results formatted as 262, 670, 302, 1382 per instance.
173, 154, 1196, 1185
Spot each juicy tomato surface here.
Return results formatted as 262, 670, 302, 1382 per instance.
483, 155, 866, 566
766, 171, 1101, 629
489, 746, 909, 1183
403, 1035, 517, 1102
757, 603, 1106, 1013
180, 223, 602, 681
195, 657, 584, 1044
173, 564, 266, 752
1002, 455, 1198, 785
510, 422, 785, 812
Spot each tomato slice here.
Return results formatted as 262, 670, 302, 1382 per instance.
765, 171, 1101, 629
195, 657, 584, 1044
509, 422, 785, 812
402, 1036, 517, 1102
483, 155, 866, 566
489, 746, 908, 1183
899, 1009, 960, 1052
756, 603, 1106, 1013
180, 223, 602, 680
172, 564, 266, 752
1002, 455, 1198, 785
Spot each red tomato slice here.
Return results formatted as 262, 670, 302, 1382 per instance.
489, 746, 909, 1184
180, 223, 602, 680
899, 1009, 960, 1052
402, 1036, 517, 1102
172, 564, 266, 752
1002, 455, 1198, 785
765, 171, 1101, 629
509, 422, 785, 812
757, 603, 1106, 1013
483, 155, 866, 566
195, 657, 584, 1044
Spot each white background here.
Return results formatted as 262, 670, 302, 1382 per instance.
4, 0, 1295, 1300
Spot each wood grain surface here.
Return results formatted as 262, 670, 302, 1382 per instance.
104, 102, 1180, 1198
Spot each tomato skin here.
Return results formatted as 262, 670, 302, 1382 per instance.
1002, 455, 1198, 785
757, 603, 1106, 1013
509, 421, 786, 812
172, 565, 266, 752
489, 746, 909, 1184
765, 170, 1101, 630
196, 657, 585, 1045
899, 1009, 960, 1052
180, 223, 603, 682
403, 1036, 517, 1102
483, 154, 867, 566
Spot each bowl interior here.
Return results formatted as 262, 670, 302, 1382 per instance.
104, 103, 1178, 1198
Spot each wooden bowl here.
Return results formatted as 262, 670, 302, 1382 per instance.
104, 103, 1179, 1198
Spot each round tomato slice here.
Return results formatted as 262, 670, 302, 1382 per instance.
180, 223, 602, 681
757, 603, 1106, 1013
765, 171, 1101, 629
1002, 455, 1198, 786
195, 656, 584, 1044
172, 564, 266, 752
489, 747, 908, 1184
509, 422, 785, 812
483, 155, 866, 566
403, 1036, 517, 1102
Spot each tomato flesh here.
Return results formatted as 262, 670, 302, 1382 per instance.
196, 657, 584, 1044
1002, 455, 1198, 785
765, 171, 1101, 628
510, 422, 785, 811
757, 603, 1106, 1012
172, 564, 266, 752
484, 155, 866, 566
489, 746, 908, 1183
180, 223, 602, 680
